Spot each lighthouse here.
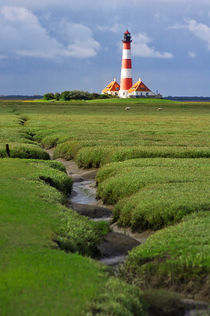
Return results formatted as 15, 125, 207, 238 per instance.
119, 30, 133, 98
101, 30, 159, 98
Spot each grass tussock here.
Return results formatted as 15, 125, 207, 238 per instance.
0, 142, 50, 159
86, 278, 145, 316
56, 212, 109, 256
96, 158, 210, 233
97, 158, 210, 205
54, 140, 84, 160
76, 146, 112, 168
96, 157, 210, 183
114, 182, 210, 231
124, 212, 210, 299
22, 159, 108, 255
76, 146, 210, 168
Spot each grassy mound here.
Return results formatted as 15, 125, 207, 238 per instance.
96, 158, 210, 183
115, 182, 210, 231
86, 278, 145, 316
54, 140, 96, 160
56, 212, 109, 256
30, 161, 73, 194
0, 143, 49, 159
76, 146, 210, 168
97, 158, 210, 204
124, 212, 210, 299
96, 158, 210, 231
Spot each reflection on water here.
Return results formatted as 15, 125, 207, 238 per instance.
92, 217, 112, 222
99, 256, 125, 266
70, 180, 97, 205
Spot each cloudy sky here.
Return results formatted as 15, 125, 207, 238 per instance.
1, 0, 210, 96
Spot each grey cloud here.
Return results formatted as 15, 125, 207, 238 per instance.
0, 6, 100, 59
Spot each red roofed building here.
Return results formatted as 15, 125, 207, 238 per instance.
101, 31, 161, 98
128, 78, 155, 97
101, 78, 120, 96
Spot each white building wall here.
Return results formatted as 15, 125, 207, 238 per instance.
128, 91, 155, 97
119, 90, 129, 98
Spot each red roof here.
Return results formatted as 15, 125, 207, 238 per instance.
124, 30, 130, 34
128, 79, 151, 93
102, 79, 120, 93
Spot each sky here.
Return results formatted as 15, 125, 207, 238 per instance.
1, 0, 210, 96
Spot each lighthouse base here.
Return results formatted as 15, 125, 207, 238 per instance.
119, 90, 129, 98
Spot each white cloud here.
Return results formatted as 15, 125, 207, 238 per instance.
65, 41, 100, 58
188, 51, 196, 58
97, 25, 173, 59
55, 22, 100, 58
0, 6, 100, 59
132, 33, 173, 59
170, 19, 210, 50
1, 6, 36, 21
97, 23, 126, 33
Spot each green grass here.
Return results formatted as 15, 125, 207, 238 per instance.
0, 110, 49, 159
0, 142, 50, 159
0, 158, 110, 315
96, 157, 210, 296
115, 182, 210, 231
88, 97, 176, 104
1, 100, 210, 163
76, 145, 210, 168
86, 277, 145, 316
0, 157, 153, 315
124, 212, 210, 299
96, 158, 210, 231
96, 158, 210, 204
0, 99, 210, 302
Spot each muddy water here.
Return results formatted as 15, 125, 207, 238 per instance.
70, 180, 97, 205
68, 173, 140, 266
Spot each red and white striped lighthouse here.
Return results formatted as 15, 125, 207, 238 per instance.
119, 30, 133, 98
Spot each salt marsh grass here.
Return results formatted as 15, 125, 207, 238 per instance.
0, 99, 210, 302
124, 212, 210, 298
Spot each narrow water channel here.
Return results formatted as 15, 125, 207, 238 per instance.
69, 177, 140, 266
45, 151, 141, 266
